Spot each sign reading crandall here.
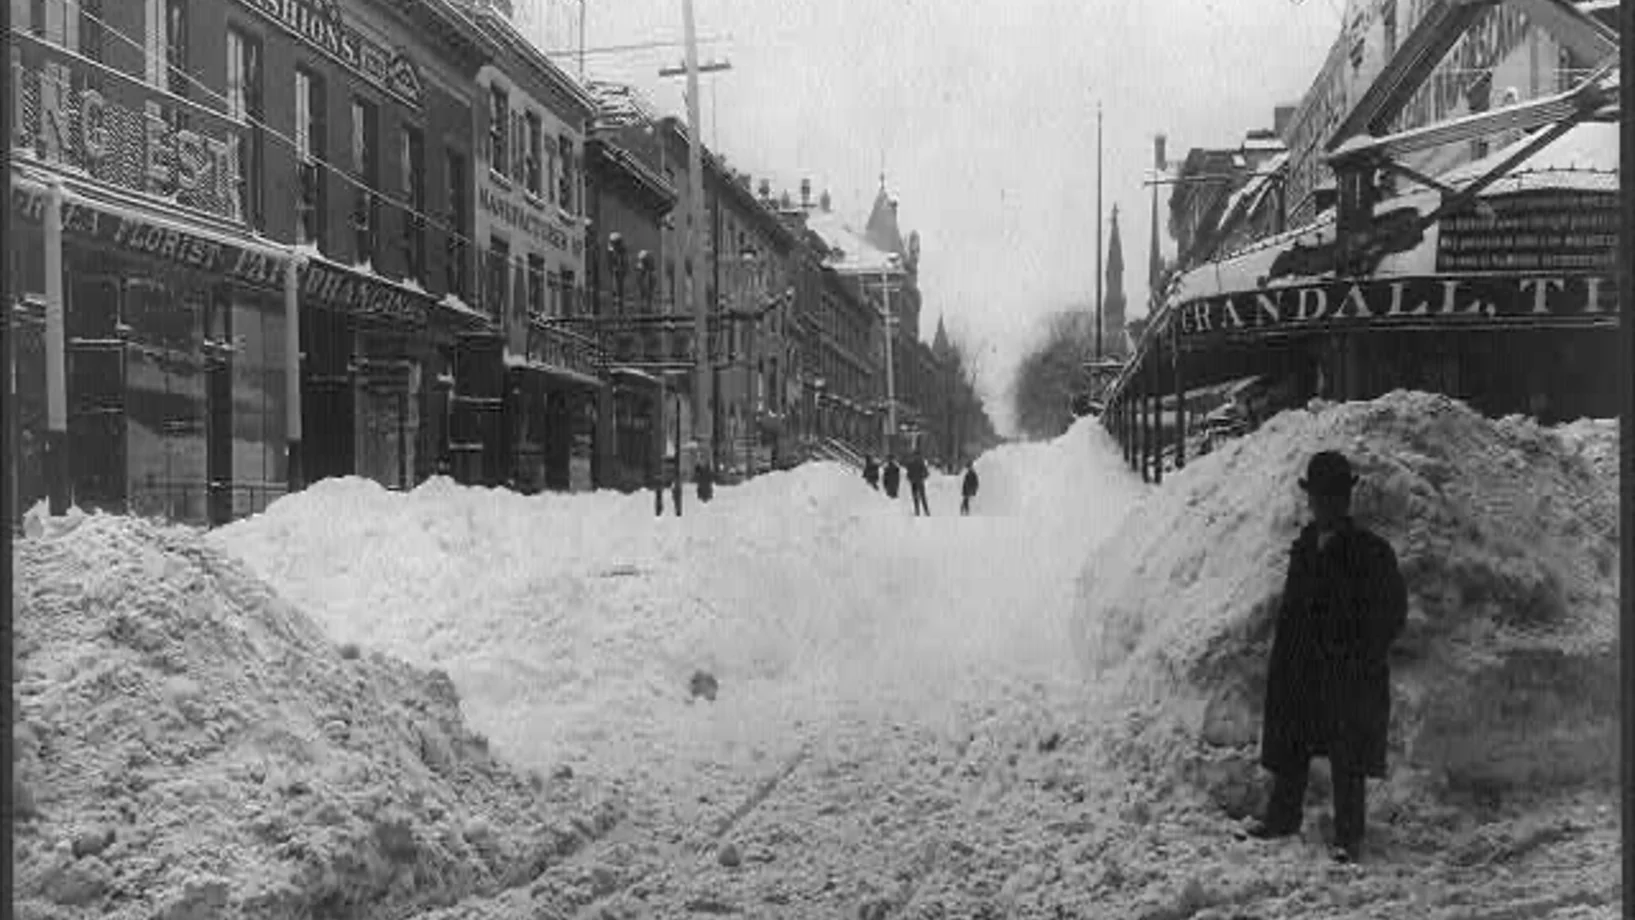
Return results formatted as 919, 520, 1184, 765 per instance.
236, 0, 423, 108
12, 59, 244, 221
1172, 274, 1618, 344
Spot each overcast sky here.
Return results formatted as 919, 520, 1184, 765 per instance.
517, 0, 1348, 434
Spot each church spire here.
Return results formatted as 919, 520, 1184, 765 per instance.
1105, 205, 1128, 356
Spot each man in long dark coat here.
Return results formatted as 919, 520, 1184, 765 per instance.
905, 452, 931, 516
1243, 450, 1407, 864
862, 456, 880, 490
960, 462, 980, 516
881, 457, 902, 499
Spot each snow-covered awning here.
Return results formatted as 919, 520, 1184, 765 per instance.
802, 210, 904, 276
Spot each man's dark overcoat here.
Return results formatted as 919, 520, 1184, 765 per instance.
1260, 519, 1408, 778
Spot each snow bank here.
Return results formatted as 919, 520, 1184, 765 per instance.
1075, 391, 1619, 822
12, 514, 618, 918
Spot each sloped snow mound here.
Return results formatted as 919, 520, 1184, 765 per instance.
971, 417, 1145, 523
710, 460, 890, 519
12, 514, 617, 919
1076, 391, 1618, 819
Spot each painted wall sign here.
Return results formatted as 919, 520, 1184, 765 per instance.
1387, 3, 1531, 135
237, 0, 423, 108
1172, 273, 1617, 342
479, 185, 583, 256
12, 60, 244, 221
1436, 191, 1619, 273
12, 183, 429, 326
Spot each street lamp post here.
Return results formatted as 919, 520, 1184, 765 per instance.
878, 253, 902, 455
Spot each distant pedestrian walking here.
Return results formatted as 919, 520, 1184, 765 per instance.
882, 457, 901, 499
1240, 450, 1407, 864
862, 455, 880, 490
906, 452, 931, 516
960, 462, 980, 516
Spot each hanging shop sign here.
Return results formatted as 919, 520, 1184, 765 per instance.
1436, 191, 1620, 273
1172, 273, 1618, 343
236, 0, 422, 108
12, 60, 244, 221
479, 185, 583, 257
11, 182, 428, 326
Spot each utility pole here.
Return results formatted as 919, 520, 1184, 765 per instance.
659, 14, 730, 472
1094, 103, 1104, 360
1149, 134, 1166, 314
578, 0, 586, 79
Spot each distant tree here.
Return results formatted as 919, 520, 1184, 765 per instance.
1013, 309, 1095, 441
942, 324, 999, 462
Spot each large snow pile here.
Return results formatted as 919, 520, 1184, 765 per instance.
1075, 390, 1619, 823
11, 514, 620, 920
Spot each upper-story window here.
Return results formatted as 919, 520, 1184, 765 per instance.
558, 135, 575, 212
488, 85, 510, 177
525, 112, 544, 197
294, 68, 327, 249
226, 28, 264, 229
350, 97, 380, 262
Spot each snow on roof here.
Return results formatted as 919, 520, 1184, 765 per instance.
1435, 121, 1618, 194
1242, 136, 1288, 152
803, 209, 903, 275
1216, 151, 1290, 237
585, 81, 661, 130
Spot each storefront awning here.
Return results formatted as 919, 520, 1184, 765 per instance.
1109, 122, 1619, 403
505, 353, 604, 389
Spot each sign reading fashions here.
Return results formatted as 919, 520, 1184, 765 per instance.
12, 60, 244, 221
1437, 191, 1620, 273
12, 183, 429, 326
237, 0, 423, 108
1172, 274, 1618, 343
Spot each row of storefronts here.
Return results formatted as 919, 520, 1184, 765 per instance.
1105, 0, 1620, 481
8, 0, 620, 523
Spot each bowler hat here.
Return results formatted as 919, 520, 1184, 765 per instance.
1299, 450, 1359, 495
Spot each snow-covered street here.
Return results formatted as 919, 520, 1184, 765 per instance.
12, 392, 1621, 919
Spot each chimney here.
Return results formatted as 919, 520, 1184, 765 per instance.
779, 190, 792, 209
758, 179, 772, 201
1273, 105, 1297, 139
819, 190, 831, 212
800, 178, 811, 208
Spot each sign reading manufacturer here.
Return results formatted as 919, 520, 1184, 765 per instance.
237, 0, 423, 108
479, 186, 582, 256
12, 59, 244, 221
1172, 274, 1617, 343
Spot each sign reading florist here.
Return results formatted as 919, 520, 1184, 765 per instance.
238, 0, 422, 107
1173, 274, 1617, 344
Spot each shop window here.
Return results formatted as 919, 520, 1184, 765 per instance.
488, 84, 509, 177
447, 149, 469, 298
226, 28, 264, 229
295, 68, 327, 250
351, 98, 379, 264
527, 255, 545, 319
229, 289, 289, 514
401, 125, 426, 283
526, 112, 544, 197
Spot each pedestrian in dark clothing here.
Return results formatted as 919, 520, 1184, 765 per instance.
1242, 450, 1407, 864
862, 456, 880, 490
960, 463, 979, 516
882, 457, 901, 499
906, 453, 931, 516
695, 462, 715, 503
